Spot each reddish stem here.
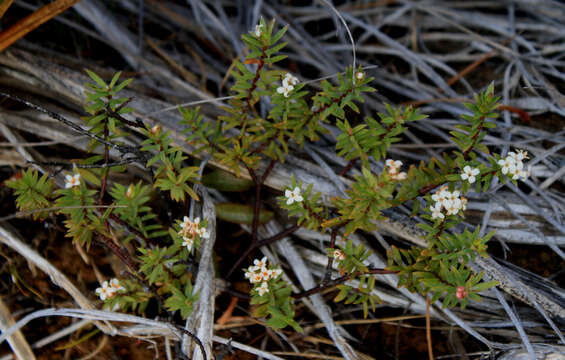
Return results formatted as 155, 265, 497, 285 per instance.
109, 213, 151, 245
97, 233, 138, 273
498, 105, 530, 123
462, 116, 485, 159
245, 45, 268, 111
261, 158, 277, 183
226, 222, 303, 278
339, 160, 355, 177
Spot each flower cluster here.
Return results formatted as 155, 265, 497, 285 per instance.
178, 216, 210, 252
253, 24, 263, 37
429, 186, 468, 219
333, 249, 346, 261
243, 257, 283, 296
460, 166, 480, 184
355, 71, 364, 82
285, 186, 303, 205
95, 278, 125, 301
64, 173, 81, 188
455, 286, 467, 299
385, 159, 407, 181
498, 150, 529, 181
277, 73, 299, 98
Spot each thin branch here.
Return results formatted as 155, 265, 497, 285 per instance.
338, 159, 355, 177
0, 93, 141, 157
226, 222, 303, 278
0, 205, 126, 222
292, 268, 397, 299
0, 308, 207, 360
26, 158, 138, 169
321, 228, 338, 284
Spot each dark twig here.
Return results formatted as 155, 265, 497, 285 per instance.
293, 268, 397, 299
26, 158, 138, 169
245, 45, 268, 111
261, 158, 277, 183
226, 222, 303, 278
109, 98, 146, 129
175, 325, 207, 360
322, 229, 338, 284
99, 104, 112, 203
0, 93, 140, 156
109, 213, 150, 246
96, 233, 139, 273
0, 205, 125, 222
338, 159, 355, 177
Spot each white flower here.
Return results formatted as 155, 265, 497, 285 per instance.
179, 216, 209, 241
259, 266, 271, 281
198, 227, 210, 239
178, 216, 193, 238
510, 166, 526, 180
460, 197, 468, 211
498, 157, 515, 175
253, 257, 268, 270
109, 278, 125, 292
277, 83, 294, 98
391, 172, 407, 181
431, 187, 449, 206
446, 190, 460, 202
285, 187, 303, 205
283, 73, 299, 86
64, 174, 80, 188
271, 268, 283, 278
257, 281, 270, 296
356, 71, 364, 80
385, 159, 403, 174
244, 266, 255, 282
191, 217, 201, 231
430, 203, 444, 219
509, 150, 528, 163
253, 24, 263, 37
180, 216, 191, 230
498, 151, 529, 182
95, 281, 115, 301
516, 149, 529, 161
333, 249, 346, 261
251, 273, 263, 284
445, 198, 462, 216
182, 236, 193, 252
461, 166, 480, 184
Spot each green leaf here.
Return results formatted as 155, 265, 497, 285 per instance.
109, 71, 122, 88
85, 69, 107, 88
215, 203, 274, 225
470, 280, 498, 292
201, 169, 254, 192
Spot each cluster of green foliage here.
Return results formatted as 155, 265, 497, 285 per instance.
247, 263, 302, 332
7, 71, 202, 318
6, 18, 526, 333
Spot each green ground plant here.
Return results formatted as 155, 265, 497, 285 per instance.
7, 18, 530, 333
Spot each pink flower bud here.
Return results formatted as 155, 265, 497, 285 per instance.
150, 125, 161, 135
455, 286, 467, 299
